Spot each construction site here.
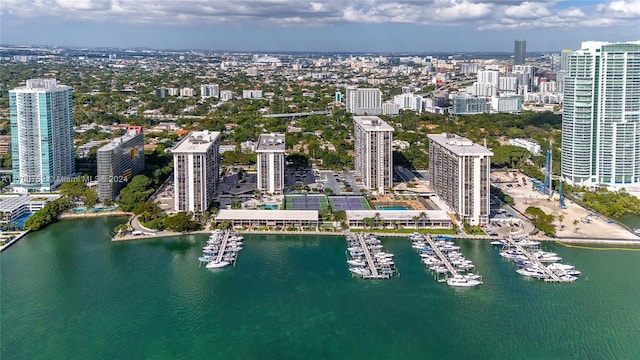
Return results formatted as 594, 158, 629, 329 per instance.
493, 167, 640, 241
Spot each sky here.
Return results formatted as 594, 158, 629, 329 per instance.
2, 0, 639, 52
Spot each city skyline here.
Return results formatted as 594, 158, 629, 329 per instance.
2, 0, 639, 52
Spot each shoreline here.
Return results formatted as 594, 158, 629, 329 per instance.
0, 230, 31, 252
110, 228, 640, 246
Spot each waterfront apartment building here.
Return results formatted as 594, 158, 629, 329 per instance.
200, 84, 219, 99
428, 133, 493, 226
172, 130, 221, 216
346, 87, 382, 115
514, 39, 526, 65
256, 133, 286, 194
353, 116, 393, 194
561, 41, 640, 188
9, 79, 75, 192
96, 126, 145, 201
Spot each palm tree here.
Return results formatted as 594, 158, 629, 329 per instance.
572, 219, 579, 233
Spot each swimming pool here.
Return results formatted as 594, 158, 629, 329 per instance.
375, 205, 409, 210
261, 204, 279, 210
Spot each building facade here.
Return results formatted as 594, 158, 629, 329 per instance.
451, 95, 490, 115
514, 39, 526, 65
256, 133, 286, 194
353, 116, 393, 194
200, 84, 219, 99
9, 79, 75, 192
345, 87, 382, 115
172, 131, 221, 216
96, 126, 145, 201
428, 133, 493, 226
561, 41, 640, 188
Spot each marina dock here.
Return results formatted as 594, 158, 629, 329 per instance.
199, 229, 243, 269
422, 234, 458, 279
503, 237, 562, 282
356, 232, 380, 278
345, 233, 397, 279
411, 233, 482, 287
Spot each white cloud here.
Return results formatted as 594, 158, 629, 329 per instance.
598, 0, 640, 17
1, 0, 638, 32
503, 1, 551, 19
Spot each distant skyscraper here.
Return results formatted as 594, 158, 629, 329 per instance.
96, 126, 145, 201
172, 131, 220, 216
346, 87, 382, 115
514, 39, 526, 65
562, 41, 640, 188
9, 79, 75, 192
353, 116, 393, 194
256, 133, 286, 195
428, 133, 492, 226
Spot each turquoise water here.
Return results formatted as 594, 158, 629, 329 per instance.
2, 217, 640, 359
261, 204, 279, 210
72, 207, 86, 212
375, 205, 409, 210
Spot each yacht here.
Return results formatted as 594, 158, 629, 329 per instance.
206, 261, 230, 269
490, 240, 506, 246
516, 267, 549, 279
447, 275, 482, 287
347, 259, 366, 267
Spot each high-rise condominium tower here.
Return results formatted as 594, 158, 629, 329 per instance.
561, 41, 640, 188
9, 79, 75, 192
256, 133, 286, 195
428, 133, 493, 226
353, 116, 393, 194
172, 131, 220, 216
514, 39, 526, 65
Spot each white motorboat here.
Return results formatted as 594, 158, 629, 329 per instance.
447, 275, 482, 287
347, 259, 366, 267
516, 267, 549, 279
517, 239, 541, 247
206, 261, 230, 269
490, 240, 505, 246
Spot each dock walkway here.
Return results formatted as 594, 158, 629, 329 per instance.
215, 230, 231, 263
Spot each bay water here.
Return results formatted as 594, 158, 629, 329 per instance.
2, 217, 640, 359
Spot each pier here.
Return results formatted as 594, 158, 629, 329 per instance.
422, 234, 458, 279
345, 233, 396, 279
503, 237, 561, 282
215, 230, 231, 263
356, 232, 380, 278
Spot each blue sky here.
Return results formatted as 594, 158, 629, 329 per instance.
2, 1, 639, 52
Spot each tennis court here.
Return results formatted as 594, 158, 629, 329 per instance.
328, 196, 371, 211
284, 195, 329, 211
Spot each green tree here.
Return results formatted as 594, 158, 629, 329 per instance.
164, 212, 202, 233
82, 189, 99, 208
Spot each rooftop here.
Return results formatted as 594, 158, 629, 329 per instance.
428, 133, 493, 157
345, 210, 451, 222
216, 209, 318, 221
12, 78, 71, 92
171, 130, 220, 153
256, 133, 285, 152
353, 116, 394, 132
98, 128, 143, 153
